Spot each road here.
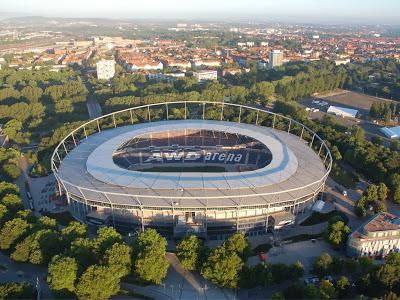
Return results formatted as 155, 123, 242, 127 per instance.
87, 95, 102, 119
82, 75, 102, 119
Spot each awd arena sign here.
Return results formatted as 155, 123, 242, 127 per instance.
143, 150, 245, 164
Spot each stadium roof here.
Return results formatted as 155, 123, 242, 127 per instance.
57, 120, 327, 207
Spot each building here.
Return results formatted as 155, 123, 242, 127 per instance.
193, 70, 218, 83
380, 126, 400, 139
52, 102, 331, 240
125, 60, 163, 72
146, 73, 185, 83
96, 59, 115, 80
327, 105, 358, 118
268, 50, 283, 69
347, 213, 400, 257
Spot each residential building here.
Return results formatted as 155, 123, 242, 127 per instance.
268, 50, 283, 69
193, 70, 218, 83
347, 213, 400, 257
147, 72, 185, 83
96, 59, 116, 80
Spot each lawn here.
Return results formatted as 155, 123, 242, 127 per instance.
251, 242, 273, 255
330, 164, 357, 189
283, 233, 324, 242
300, 210, 348, 226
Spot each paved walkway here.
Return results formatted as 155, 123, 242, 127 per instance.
0, 252, 53, 299
122, 253, 235, 300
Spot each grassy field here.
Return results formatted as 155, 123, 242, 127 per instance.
330, 164, 357, 189
300, 210, 348, 226
139, 166, 226, 172
283, 233, 324, 243
251, 242, 273, 255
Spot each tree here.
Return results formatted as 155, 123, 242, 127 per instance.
0, 218, 30, 250
352, 126, 365, 144
11, 229, 62, 265
355, 198, 367, 217
2, 164, 20, 180
75, 265, 120, 300
61, 221, 87, 245
0, 204, 8, 225
377, 183, 388, 202
0, 282, 33, 299
223, 232, 250, 257
201, 246, 243, 288
95, 227, 123, 255
390, 140, 400, 152
104, 243, 132, 278
326, 220, 350, 249
270, 292, 285, 300
0, 181, 19, 198
393, 187, 400, 204
47, 255, 78, 293
69, 237, 97, 272
319, 279, 337, 299
176, 235, 205, 271
289, 261, 305, 280
336, 276, 350, 298
381, 291, 400, 300
1, 194, 23, 214
376, 264, 399, 289
358, 256, 374, 273
133, 229, 169, 284
313, 253, 333, 276
21, 86, 42, 102
365, 184, 379, 201
305, 284, 321, 299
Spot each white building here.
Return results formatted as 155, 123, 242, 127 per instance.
96, 59, 115, 80
334, 59, 351, 66
126, 61, 163, 72
327, 105, 358, 118
193, 70, 218, 83
347, 213, 400, 257
268, 50, 283, 69
380, 126, 400, 139
147, 73, 185, 83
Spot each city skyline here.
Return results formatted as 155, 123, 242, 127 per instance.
1, 0, 400, 24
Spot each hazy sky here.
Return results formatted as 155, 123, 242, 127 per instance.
1, 0, 399, 24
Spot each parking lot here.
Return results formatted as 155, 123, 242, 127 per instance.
299, 90, 395, 143
300, 90, 394, 116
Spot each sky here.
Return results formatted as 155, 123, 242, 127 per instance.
0, 0, 399, 24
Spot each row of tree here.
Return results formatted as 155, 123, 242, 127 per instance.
370, 101, 400, 122
0, 180, 170, 299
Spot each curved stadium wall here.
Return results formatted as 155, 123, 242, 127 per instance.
52, 101, 331, 239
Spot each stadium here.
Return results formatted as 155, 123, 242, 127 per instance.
51, 101, 332, 239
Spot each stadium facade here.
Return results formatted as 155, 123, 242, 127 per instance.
52, 101, 331, 239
